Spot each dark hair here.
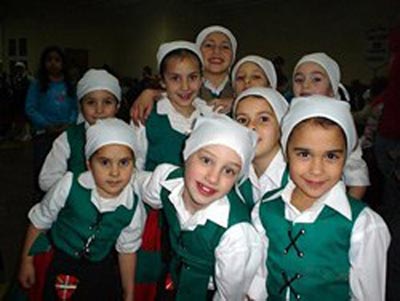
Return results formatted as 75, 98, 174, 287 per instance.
37, 46, 74, 97
288, 117, 347, 150
159, 49, 203, 79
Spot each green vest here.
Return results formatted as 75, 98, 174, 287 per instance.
50, 176, 138, 261
66, 123, 86, 174
199, 80, 234, 103
161, 168, 251, 301
239, 167, 289, 211
145, 103, 188, 171
259, 196, 366, 301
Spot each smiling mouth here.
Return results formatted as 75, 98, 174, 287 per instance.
178, 92, 193, 101
196, 182, 217, 197
209, 58, 224, 64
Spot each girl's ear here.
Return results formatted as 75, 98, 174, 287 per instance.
86, 160, 92, 171
160, 80, 166, 89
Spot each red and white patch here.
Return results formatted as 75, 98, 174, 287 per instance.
55, 274, 79, 300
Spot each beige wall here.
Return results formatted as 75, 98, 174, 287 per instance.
2, 0, 399, 83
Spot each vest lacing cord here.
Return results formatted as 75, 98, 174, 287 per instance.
77, 213, 104, 259
279, 271, 302, 300
284, 229, 305, 257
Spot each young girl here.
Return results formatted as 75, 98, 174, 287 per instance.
249, 96, 390, 301
233, 87, 288, 210
25, 46, 77, 202
133, 40, 211, 300
18, 118, 145, 301
292, 52, 370, 199
231, 55, 277, 95
39, 68, 121, 191
195, 25, 237, 112
131, 25, 237, 124
137, 114, 263, 300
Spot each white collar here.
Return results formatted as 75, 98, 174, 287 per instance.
249, 150, 286, 188
78, 170, 135, 211
202, 76, 229, 95
161, 177, 230, 230
279, 180, 353, 221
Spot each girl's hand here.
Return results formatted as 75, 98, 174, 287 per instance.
209, 97, 234, 114
130, 89, 163, 126
18, 257, 36, 288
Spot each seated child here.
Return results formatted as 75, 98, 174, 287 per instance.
18, 118, 146, 301
292, 52, 369, 199
249, 96, 391, 301
136, 114, 263, 300
39, 69, 121, 191
231, 55, 277, 95
232, 87, 288, 209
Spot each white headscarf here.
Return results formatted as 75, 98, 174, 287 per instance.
294, 52, 341, 99
195, 25, 238, 64
183, 113, 257, 182
85, 118, 137, 159
156, 41, 203, 72
231, 55, 277, 89
232, 87, 289, 123
77, 69, 121, 102
281, 96, 357, 158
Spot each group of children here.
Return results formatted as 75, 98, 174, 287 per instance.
15, 25, 391, 301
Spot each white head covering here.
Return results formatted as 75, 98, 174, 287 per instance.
232, 87, 289, 122
294, 52, 341, 98
231, 55, 277, 89
85, 118, 137, 159
77, 69, 121, 103
183, 113, 257, 182
281, 96, 357, 158
195, 25, 238, 63
156, 41, 203, 72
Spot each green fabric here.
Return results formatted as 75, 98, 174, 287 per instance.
238, 167, 289, 211
50, 176, 137, 262
66, 122, 86, 174
161, 168, 250, 300
145, 103, 187, 171
259, 196, 366, 301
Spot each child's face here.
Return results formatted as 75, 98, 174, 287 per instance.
200, 32, 233, 75
45, 51, 63, 77
287, 121, 346, 206
87, 144, 134, 198
162, 56, 202, 114
293, 62, 334, 97
183, 145, 242, 213
233, 62, 270, 95
81, 90, 119, 125
235, 96, 280, 162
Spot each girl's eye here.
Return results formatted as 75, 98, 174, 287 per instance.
252, 74, 262, 80
100, 159, 109, 166
311, 76, 323, 83
200, 156, 212, 165
223, 167, 238, 177
296, 151, 310, 159
260, 115, 269, 123
293, 76, 304, 84
235, 117, 248, 125
189, 74, 199, 81
169, 75, 179, 82
202, 42, 214, 49
104, 99, 115, 105
85, 100, 95, 106
221, 44, 232, 51
326, 152, 339, 161
235, 75, 245, 82
119, 158, 131, 167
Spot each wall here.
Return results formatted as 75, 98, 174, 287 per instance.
2, 0, 399, 83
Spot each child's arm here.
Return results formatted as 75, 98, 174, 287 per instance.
118, 252, 136, 301
130, 88, 163, 126
130, 123, 148, 171
38, 131, 70, 191
18, 224, 45, 288
349, 207, 391, 301
134, 164, 179, 209
214, 223, 264, 301
343, 144, 370, 199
